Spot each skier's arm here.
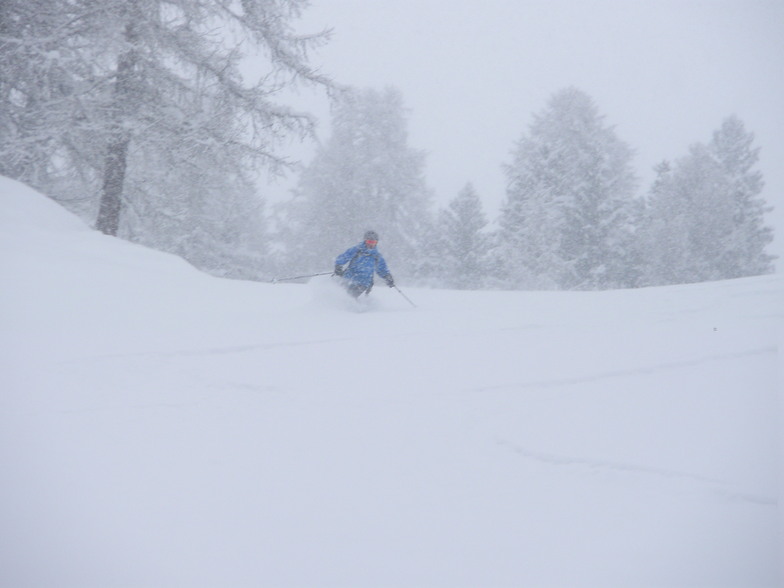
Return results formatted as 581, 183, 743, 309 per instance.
376, 255, 394, 287
335, 246, 358, 267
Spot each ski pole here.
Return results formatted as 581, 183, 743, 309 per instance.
271, 271, 334, 283
393, 285, 417, 308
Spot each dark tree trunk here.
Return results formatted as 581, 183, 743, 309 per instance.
96, 22, 138, 236
96, 130, 130, 235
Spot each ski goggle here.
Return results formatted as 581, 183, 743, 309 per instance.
364, 239, 378, 246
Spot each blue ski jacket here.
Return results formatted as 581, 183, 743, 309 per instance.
335, 243, 391, 288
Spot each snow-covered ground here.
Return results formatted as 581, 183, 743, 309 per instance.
1, 175, 781, 588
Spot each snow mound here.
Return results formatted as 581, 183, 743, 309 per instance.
0, 175, 89, 233
1, 176, 781, 588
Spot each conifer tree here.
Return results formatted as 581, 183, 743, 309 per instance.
433, 183, 490, 289
284, 87, 432, 280
708, 116, 775, 277
499, 87, 638, 290
640, 116, 774, 285
636, 161, 692, 286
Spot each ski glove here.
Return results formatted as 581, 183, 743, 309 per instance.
385, 275, 395, 288
334, 265, 344, 277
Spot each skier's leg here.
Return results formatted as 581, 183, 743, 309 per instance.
347, 283, 366, 298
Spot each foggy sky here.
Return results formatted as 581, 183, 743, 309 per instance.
255, 0, 784, 260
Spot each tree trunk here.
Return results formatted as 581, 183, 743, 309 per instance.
96, 22, 138, 236
96, 130, 130, 235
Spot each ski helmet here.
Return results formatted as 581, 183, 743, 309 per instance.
364, 230, 379, 242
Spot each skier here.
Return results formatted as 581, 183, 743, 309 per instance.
334, 230, 395, 298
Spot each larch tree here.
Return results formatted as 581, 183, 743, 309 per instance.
0, 0, 332, 276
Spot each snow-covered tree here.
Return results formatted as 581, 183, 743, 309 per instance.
432, 183, 491, 289
0, 0, 331, 275
283, 87, 432, 281
636, 161, 692, 286
0, 0, 94, 188
498, 87, 638, 290
708, 116, 775, 277
639, 116, 775, 285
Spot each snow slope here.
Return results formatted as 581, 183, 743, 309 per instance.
1, 176, 781, 588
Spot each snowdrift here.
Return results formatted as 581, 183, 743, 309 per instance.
1, 176, 781, 588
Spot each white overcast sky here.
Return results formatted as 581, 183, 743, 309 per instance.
255, 0, 784, 258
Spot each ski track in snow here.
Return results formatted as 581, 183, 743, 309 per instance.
495, 439, 778, 507
473, 346, 777, 393
65, 336, 359, 362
